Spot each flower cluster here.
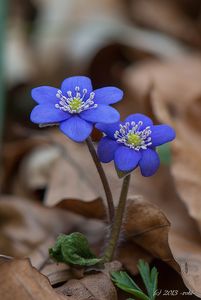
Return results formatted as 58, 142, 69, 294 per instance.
30, 76, 175, 177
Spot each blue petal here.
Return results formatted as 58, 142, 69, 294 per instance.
114, 146, 141, 172
80, 105, 120, 124
95, 122, 122, 139
30, 104, 70, 124
125, 113, 153, 129
97, 137, 119, 163
31, 86, 58, 104
93, 87, 123, 105
151, 125, 176, 147
59, 115, 93, 142
139, 149, 160, 177
61, 76, 93, 98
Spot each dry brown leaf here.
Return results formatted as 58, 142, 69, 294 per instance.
123, 55, 201, 116
2, 137, 46, 195
121, 194, 201, 297
58, 274, 117, 300
129, 0, 201, 47
41, 263, 72, 286
151, 93, 201, 297
56, 261, 121, 300
171, 140, 201, 231
129, 167, 201, 298
0, 196, 82, 268
124, 197, 176, 267
116, 241, 151, 274
44, 141, 102, 206
56, 198, 106, 220
0, 258, 72, 300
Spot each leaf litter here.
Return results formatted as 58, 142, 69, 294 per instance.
3, 1, 201, 298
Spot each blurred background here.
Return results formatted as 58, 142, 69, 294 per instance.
2, 0, 201, 142
1, 0, 201, 299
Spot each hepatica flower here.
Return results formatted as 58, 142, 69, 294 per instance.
96, 114, 176, 177
30, 76, 123, 142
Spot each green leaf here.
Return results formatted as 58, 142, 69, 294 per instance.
157, 143, 171, 165
111, 271, 149, 300
150, 267, 158, 300
138, 260, 151, 297
112, 271, 142, 291
111, 261, 158, 300
137, 260, 158, 300
49, 232, 103, 267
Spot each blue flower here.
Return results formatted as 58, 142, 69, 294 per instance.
96, 113, 176, 177
30, 76, 123, 142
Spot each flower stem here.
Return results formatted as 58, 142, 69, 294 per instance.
86, 137, 115, 223
103, 174, 131, 262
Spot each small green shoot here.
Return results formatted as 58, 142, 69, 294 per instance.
111, 259, 158, 300
49, 232, 103, 267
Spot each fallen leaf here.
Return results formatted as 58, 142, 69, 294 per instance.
129, 0, 201, 47
123, 55, 201, 117
56, 261, 121, 300
0, 196, 81, 268
171, 140, 201, 231
0, 258, 72, 300
2, 137, 46, 195
129, 168, 201, 298
41, 262, 72, 286
116, 241, 151, 275
56, 198, 106, 220
124, 197, 175, 267
122, 195, 201, 298
44, 141, 102, 206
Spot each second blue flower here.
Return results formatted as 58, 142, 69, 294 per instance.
96, 113, 176, 177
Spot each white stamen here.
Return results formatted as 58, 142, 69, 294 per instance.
114, 121, 152, 150
55, 87, 97, 114
67, 91, 72, 97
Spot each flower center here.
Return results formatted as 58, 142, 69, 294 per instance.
127, 133, 142, 146
69, 98, 82, 112
114, 121, 152, 150
55, 86, 97, 114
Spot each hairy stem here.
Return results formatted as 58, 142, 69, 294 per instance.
103, 174, 131, 262
86, 137, 114, 223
